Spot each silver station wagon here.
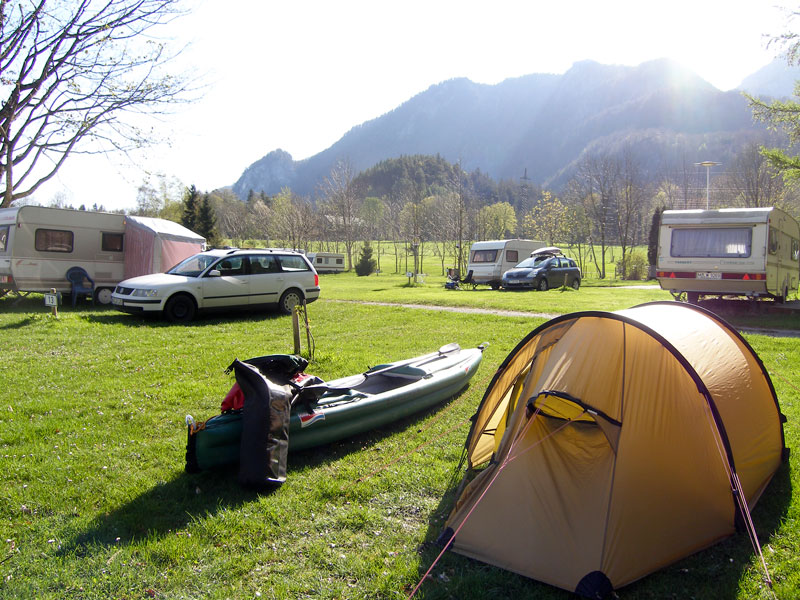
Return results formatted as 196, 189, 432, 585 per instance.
111, 248, 320, 322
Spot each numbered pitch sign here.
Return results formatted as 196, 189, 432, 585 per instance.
44, 292, 60, 307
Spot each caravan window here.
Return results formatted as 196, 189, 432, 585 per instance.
472, 249, 498, 263
35, 229, 73, 253
671, 227, 752, 258
768, 227, 779, 255
506, 250, 519, 263
0, 225, 8, 252
102, 232, 124, 252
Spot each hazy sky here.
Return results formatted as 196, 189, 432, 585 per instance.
35, 0, 792, 211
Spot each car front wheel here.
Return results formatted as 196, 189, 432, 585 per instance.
279, 289, 303, 315
164, 294, 197, 323
537, 278, 549, 292
571, 278, 580, 290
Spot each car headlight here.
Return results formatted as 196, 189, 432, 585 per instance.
131, 288, 159, 298
527, 270, 540, 278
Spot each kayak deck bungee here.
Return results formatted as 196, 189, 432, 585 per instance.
185, 343, 486, 473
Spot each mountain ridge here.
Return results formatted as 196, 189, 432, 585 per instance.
232, 58, 787, 199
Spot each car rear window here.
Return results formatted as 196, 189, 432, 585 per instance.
278, 255, 310, 272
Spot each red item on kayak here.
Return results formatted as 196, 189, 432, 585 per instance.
221, 382, 245, 411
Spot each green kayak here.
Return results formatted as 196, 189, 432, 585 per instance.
186, 343, 485, 473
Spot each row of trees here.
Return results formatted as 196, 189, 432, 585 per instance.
7, 2, 800, 282
37, 135, 799, 282
182, 139, 800, 280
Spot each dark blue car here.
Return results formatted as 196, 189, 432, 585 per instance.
501, 253, 581, 291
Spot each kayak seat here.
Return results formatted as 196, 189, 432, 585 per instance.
380, 366, 426, 380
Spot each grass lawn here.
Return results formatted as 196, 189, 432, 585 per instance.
320, 270, 673, 316
1, 283, 798, 599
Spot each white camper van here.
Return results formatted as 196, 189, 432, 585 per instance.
656, 207, 800, 302
0, 206, 205, 304
307, 251, 345, 273
465, 239, 545, 289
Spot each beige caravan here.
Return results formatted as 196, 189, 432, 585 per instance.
465, 239, 546, 289
307, 251, 345, 273
0, 206, 204, 304
656, 207, 800, 302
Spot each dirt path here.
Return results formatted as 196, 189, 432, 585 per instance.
326, 299, 558, 319
324, 299, 800, 337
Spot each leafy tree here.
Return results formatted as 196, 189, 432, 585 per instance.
319, 160, 363, 269
269, 188, 314, 251
614, 148, 648, 279
0, 0, 191, 208
746, 10, 800, 179
522, 191, 567, 245
355, 241, 377, 276
132, 173, 183, 219
727, 142, 785, 207
571, 154, 617, 278
478, 202, 517, 239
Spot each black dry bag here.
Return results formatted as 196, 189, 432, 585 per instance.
232, 359, 292, 487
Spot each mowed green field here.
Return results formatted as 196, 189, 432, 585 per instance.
1, 273, 798, 599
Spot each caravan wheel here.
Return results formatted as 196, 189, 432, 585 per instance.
95, 287, 113, 305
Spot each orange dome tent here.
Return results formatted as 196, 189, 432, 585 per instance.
440, 302, 787, 598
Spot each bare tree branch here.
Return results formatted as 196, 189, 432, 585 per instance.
0, 0, 193, 207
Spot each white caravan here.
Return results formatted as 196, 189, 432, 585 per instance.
656, 207, 800, 302
465, 239, 546, 289
0, 206, 205, 304
307, 251, 346, 273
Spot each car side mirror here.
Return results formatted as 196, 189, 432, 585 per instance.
207, 269, 221, 277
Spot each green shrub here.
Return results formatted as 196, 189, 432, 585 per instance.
618, 252, 648, 280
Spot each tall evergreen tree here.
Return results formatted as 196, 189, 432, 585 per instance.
647, 206, 664, 266
355, 241, 377, 276
196, 193, 220, 247
182, 185, 200, 232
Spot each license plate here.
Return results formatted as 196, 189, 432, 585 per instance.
696, 272, 722, 280
508, 279, 522, 284
112, 297, 122, 306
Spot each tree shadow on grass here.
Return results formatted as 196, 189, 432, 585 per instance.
58, 392, 467, 558
0, 315, 38, 330
83, 307, 286, 328
58, 468, 264, 556
415, 457, 792, 599
0, 294, 291, 328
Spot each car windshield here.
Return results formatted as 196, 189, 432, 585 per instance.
515, 255, 552, 269
166, 253, 220, 277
